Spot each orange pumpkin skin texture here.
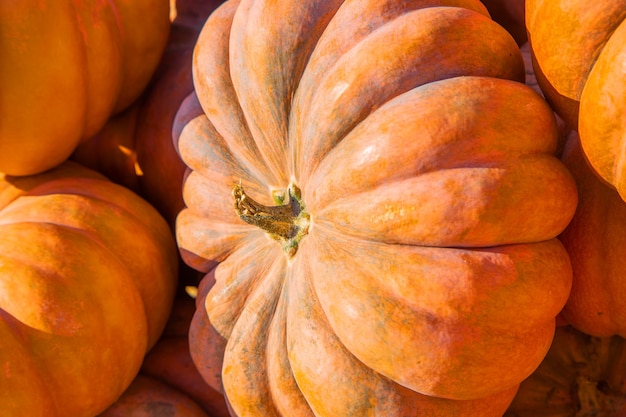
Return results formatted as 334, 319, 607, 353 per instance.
526, 0, 626, 199
504, 325, 626, 416
97, 375, 210, 417
557, 134, 626, 338
0, 0, 170, 176
0, 161, 178, 417
178, 0, 578, 415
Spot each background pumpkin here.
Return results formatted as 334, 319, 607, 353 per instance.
141, 295, 231, 417
0, 161, 178, 417
0, 0, 170, 176
177, 0, 578, 415
71, 0, 223, 229
97, 374, 210, 417
557, 133, 626, 338
525, 0, 626, 200
504, 325, 626, 416
479, 0, 526, 45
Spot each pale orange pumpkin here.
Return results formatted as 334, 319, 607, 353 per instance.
0, 161, 178, 417
178, 0, 578, 415
0, 0, 170, 176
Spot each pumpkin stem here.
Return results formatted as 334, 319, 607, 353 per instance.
233, 183, 310, 258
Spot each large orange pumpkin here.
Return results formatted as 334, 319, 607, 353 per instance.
526, 0, 626, 200
0, 0, 171, 176
504, 325, 626, 416
0, 161, 179, 417
177, 0, 578, 415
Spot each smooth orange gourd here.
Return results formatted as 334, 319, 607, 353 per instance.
0, 0, 170, 176
177, 1, 578, 415
0, 161, 178, 417
526, 0, 626, 200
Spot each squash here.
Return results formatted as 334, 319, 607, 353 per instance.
526, 0, 626, 200
97, 375, 210, 417
0, 161, 178, 417
504, 325, 626, 416
0, 0, 170, 176
177, 0, 578, 415
557, 133, 626, 338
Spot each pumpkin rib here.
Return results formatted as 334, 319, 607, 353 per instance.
289, 0, 491, 99
191, 0, 277, 186
228, 0, 345, 186
219, 250, 287, 417
315, 158, 576, 248
286, 259, 425, 417
69, 0, 126, 138
304, 76, 560, 208
206, 234, 284, 338
177, 114, 269, 209
289, 6, 524, 181
305, 228, 571, 400
0, 174, 175, 249
265, 278, 315, 417
286, 252, 520, 415
286, 0, 492, 179
176, 210, 259, 273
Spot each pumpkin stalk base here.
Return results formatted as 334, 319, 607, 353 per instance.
233, 183, 309, 258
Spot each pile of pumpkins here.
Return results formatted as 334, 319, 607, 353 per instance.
1, 0, 625, 416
